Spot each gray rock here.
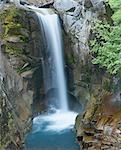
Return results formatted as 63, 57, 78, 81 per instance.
54, 0, 95, 63
54, 0, 78, 12
6, 36, 21, 43
90, 0, 106, 13
54, 0, 105, 64
84, 0, 93, 8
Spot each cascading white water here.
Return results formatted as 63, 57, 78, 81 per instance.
22, 5, 78, 133
36, 11, 68, 111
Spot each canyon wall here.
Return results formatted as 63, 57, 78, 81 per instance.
0, 4, 45, 149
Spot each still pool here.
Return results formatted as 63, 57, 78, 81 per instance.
25, 129, 80, 150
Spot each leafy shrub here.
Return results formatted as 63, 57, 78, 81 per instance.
107, 0, 121, 23
90, 0, 121, 75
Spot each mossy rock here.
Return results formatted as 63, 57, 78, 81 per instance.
0, 5, 30, 56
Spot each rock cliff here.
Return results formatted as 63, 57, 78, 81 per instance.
0, 4, 45, 149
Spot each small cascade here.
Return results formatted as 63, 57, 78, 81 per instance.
36, 11, 68, 111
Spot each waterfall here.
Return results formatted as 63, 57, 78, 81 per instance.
36, 11, 68, 111
20, 5, 78, 133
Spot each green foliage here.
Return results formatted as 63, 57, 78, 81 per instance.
107, 0, 121, 23
19, 35, 29, 43
5, 44, 23, 56
67, 54, 75, 64
90, 1, 121, 75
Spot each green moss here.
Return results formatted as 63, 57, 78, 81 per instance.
0, 96, 15, 149
0, 6, 29, 56
67, 54, 76, 64
5, 44, 23, 56
1, 6, 22, 37
19, 35, 29, 43
102, 78, 111, 91
8, 112, 14, 131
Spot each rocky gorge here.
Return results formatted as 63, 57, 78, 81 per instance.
0, 0, 121, 150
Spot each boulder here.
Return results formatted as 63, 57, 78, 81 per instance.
54, 0, 78, 12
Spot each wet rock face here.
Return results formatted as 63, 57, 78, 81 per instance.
0, 5, 46, 149
54, 0, 106, 64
